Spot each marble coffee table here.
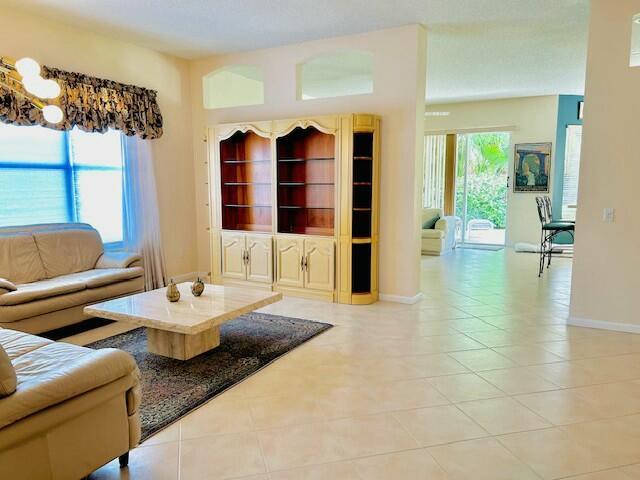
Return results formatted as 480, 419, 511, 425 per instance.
85, 283, 282, 360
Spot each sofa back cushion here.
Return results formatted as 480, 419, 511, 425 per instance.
33, 228, 104, 278
422, 208, 443, 229
422, 208, 443, 223
0, 233, 47, 284
0, 344, 17, 397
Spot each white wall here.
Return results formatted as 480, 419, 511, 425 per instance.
570, 0, 640, 331
2, 9, 197, 278
425, 96, 559, 246
190, 25, 428, 300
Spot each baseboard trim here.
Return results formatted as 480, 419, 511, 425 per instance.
567, 316, 640, 334
379, 292, 425, 304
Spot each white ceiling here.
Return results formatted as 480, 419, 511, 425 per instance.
2, 0, 590, 103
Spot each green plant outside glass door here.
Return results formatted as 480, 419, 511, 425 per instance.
455, 132, 510, 245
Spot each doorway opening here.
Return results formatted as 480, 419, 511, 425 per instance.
455, 132, 510, 246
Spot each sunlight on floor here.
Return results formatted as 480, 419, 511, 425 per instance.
86, 250, 640, 480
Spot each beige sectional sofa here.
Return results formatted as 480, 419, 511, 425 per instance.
0, 223, 144, 334
0, 327, 141, 479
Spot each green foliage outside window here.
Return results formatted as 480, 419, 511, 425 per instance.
456, 133, 509, 229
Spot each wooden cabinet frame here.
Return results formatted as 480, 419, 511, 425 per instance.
208, 114, 380, 304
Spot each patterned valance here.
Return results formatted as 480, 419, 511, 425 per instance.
0, 66, 163, 139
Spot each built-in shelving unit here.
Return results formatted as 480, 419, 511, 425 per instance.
219, 131, 272, 233
276, 127, 336, 237
209, 114, 380, 305
350, 132, 375, 296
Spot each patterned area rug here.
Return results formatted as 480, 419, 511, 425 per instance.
88, 312, 332, 441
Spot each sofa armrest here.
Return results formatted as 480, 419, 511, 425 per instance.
0, 278, 17, 295
434, 216, 456, 232
96, 251, 142, 269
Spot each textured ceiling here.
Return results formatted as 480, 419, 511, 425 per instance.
2, 0, 590, 102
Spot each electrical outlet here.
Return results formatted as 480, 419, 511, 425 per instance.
603, 208, 615, 223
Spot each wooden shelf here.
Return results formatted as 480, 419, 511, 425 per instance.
276, 126, 336, 236
280, 226, 334, 236
224, 204, 271, 208
279, 182, 334, 186
220, 131, 273, 231
223, 159, 270, 164
234, 224, 272, 233
278, 157, 334, 162
279, 205, 333, 210
223, 182, 271, 186
352, 131, 375, 286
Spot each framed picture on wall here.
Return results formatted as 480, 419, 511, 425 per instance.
514, 143, 552, 193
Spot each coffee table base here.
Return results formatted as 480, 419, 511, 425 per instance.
147, 326, 221, 360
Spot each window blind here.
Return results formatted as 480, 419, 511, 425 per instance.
0, 123, 124, 243
562, 125, 583, 220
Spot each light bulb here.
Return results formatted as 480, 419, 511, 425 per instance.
42, 105, 64, 124
15, 57, 41, 79
40, 79, 61, 99
22, 76, 47, 97
22, 76, 61, 99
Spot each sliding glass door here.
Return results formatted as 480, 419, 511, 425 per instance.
455, 132, 510, 245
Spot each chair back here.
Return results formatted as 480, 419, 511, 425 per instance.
542, 196, 553, 221
535, 197, 548, 225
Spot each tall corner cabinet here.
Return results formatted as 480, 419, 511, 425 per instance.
208, 114, 380, 304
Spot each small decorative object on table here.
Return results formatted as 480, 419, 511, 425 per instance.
166, 279, 180, 302
191, 277, 205, 297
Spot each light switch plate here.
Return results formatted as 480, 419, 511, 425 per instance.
603, 208, 615, 223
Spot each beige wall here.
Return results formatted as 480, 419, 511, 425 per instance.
2, 9, 197, 278
570, 0, 640, 330
190, 25, 428, 300
425, 96, 559, 246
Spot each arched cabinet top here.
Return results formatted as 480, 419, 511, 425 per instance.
216, 122, 272, 141
272, 117, 338, 138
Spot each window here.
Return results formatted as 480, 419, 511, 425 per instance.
0, 123, 124, 244
631, 13, 640, 67
561, 125, 583, 220
202, 65, 264, 109
297, 50, 373, 100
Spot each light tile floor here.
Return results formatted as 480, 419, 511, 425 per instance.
80, 249, 640, 479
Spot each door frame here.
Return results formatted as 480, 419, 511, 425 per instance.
454, 131, 511, 247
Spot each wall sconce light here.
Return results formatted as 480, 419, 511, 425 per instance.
0, 56, 64, 124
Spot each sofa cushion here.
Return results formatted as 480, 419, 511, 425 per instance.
0, 233, 47, 284
422, 229, 445, 240
0, 344, 17, 397
59, 267, 144, 289
0, 327, 52, 360
0, 278, 87, 307
0, 277, 144, 325
33, 228, 104, 278
0, 328, 138, 428
0, 278, 17, 295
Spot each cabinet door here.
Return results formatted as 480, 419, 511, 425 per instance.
275, 237, 304, 288
304, 238, 335, 292
246, 235, 273, 284
221, 232, 246, 280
